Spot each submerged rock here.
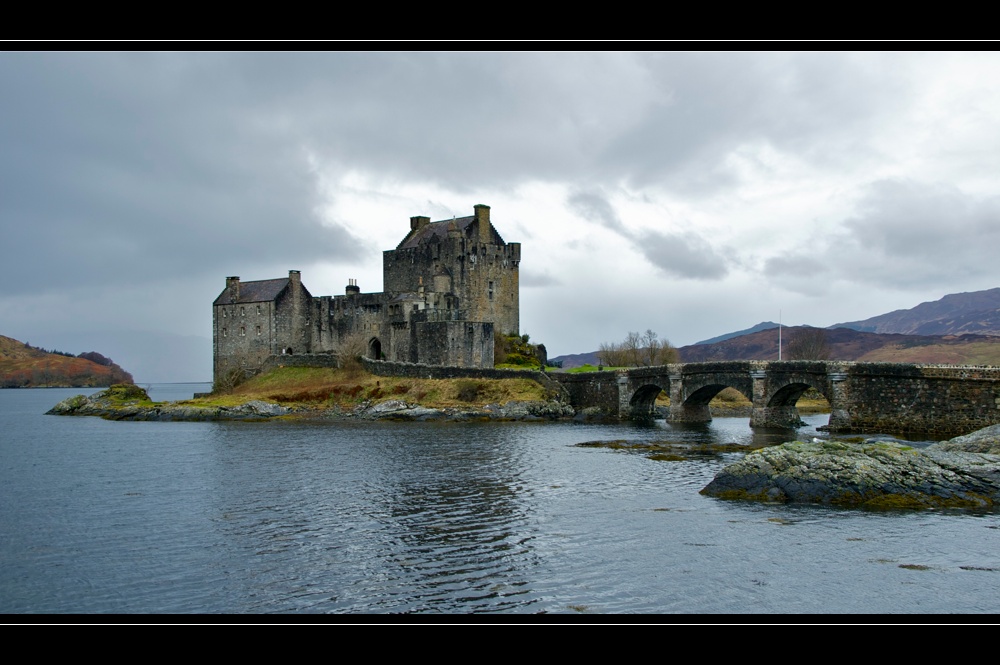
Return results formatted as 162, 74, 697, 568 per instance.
702, 427, 1000, 509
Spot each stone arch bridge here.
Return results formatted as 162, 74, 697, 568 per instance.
551, 361, 1000, 438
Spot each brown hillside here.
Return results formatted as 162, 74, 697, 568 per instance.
0, 335, 134, 387
678, 327, 1000, 364
834, 287, 1000, 335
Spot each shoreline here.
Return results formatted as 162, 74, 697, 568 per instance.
46, 386, 579, 423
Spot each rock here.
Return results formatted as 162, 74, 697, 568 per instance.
701, 429, 1000, 509
47, 388, 287, 421
933, 424, 1000, 454
485, 400, 575, 420
49, 390, 573, 424
367, 399, 410, 414
227, 400, 289, 417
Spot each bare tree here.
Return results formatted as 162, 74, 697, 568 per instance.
623, 331, 642, 366
785, 327, 830, 360
598, 330, 679, 367
639, 329, 679, 366
335, 332, 370, 374
597, 341, 625, 367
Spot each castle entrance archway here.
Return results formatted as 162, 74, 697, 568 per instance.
369, 337, 382, 360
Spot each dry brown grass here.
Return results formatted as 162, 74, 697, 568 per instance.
184, 366, 551, 409
857, 341, 1000, 366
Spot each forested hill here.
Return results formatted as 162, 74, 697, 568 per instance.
0, 335, 133, 387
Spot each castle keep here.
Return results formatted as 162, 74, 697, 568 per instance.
213, 204, 520, 383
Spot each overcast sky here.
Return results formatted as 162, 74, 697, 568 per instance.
3, 52, 1000, 379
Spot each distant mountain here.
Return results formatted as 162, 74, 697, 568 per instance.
551, 287, 1000, 368
693, 321, 781, 346
0, 335, 133, 387
547, 350, 601, 369
677, 326, 1000, 364
834, 287, 1000, 336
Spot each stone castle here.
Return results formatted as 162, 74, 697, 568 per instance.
213, 204, 520, 383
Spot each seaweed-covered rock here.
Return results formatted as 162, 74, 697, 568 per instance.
701, 429, 1000, 509
47, 387, 288, 421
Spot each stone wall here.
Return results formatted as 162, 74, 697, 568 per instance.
832, 363, 1000, 437
550, 371, 621, 415
259, 354, 568, 400
415, 321, 494, 368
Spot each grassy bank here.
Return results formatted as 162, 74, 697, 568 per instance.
185, 366, 555, 410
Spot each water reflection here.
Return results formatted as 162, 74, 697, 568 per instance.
5, 388, 997, 614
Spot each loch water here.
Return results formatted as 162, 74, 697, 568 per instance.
3, 385, 1000, 616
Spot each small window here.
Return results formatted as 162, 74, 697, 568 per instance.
241, 307, 245, 316
256, 305, 261, 315
256, 325, 262, 335
222, 328, 227, 337
488, 281, 494, 301
240, 326, 246, 336
222, 309, 227, 318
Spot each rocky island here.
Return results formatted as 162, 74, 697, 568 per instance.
46, 367, 575, 423
701, 424, 1000, 509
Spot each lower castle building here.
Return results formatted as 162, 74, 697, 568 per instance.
213, 204, 520, 383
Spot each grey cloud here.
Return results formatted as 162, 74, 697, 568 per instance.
765, 179, 1000, 293
830, 179, 1000, 289
763, 255, 834, 297
600, 52, 911, 195
0, 51, 919, 301
636, 230, 729, 280
519, 270, 562, 288
0, 53, 369, 296
567, 190, 626, 233
567, 189, 729, 281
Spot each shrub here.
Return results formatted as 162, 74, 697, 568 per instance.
335, 332, 369, 375
456, 380, 484, 402
213, 367, 248, 394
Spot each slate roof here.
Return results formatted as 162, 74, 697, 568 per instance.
213, 278, 289, 305
397, 216, 475, 250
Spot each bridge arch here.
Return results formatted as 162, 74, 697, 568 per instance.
766, 379, 830, 408
684, 383, 751, 407
628, 382, 669, 417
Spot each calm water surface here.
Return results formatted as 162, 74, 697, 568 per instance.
3, 385, 1000, 615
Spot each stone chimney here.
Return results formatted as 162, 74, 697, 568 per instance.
346, 278, 360, 296
226, 276, 240, 302
474, 204, 491, 244
288, 270, 301, 286
410, 215, 430, 232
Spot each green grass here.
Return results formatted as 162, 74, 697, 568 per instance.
564, 364, 628, 373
